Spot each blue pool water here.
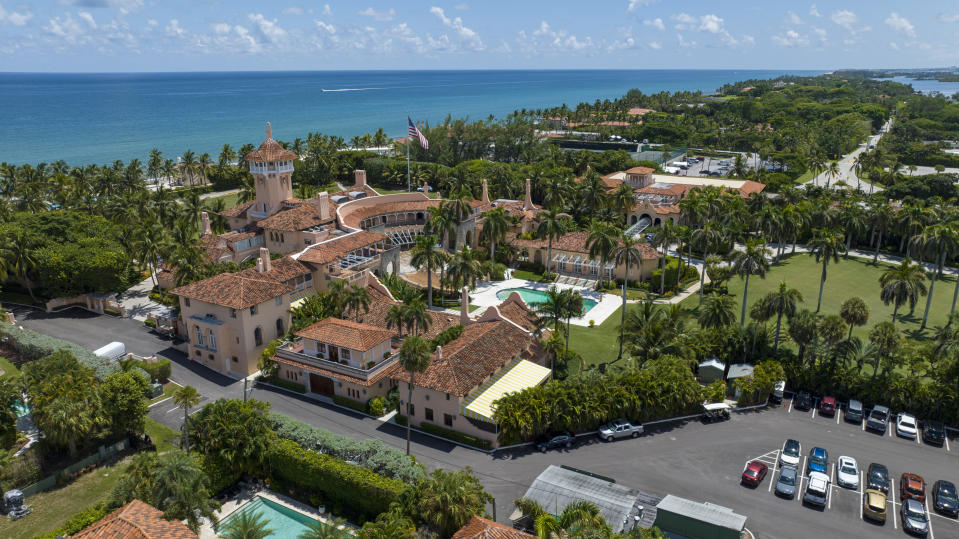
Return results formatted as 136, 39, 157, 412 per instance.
14, 401, 30, 418
221, 496, 328, 537
496, 287, 597, 313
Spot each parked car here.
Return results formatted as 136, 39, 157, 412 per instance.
701, 402, 730, 423
932, 480, 958, 517
741, 460, 768, 487
837, 456, 859, 489
897, 412, 919, 439
845, 399, 864, 423
771, 380, 786, 403
866, 405, 890, 433
922, 420, 945, 446
803, 471, 830, 508
718, 159, 732, 166
707, 170, 723, 177
863, 489, 887, 523
819, 396, 836, 416
867, 463, 890, 494
775, 467, 798, 499
598, 419, 643, 442
536, 432, 574, 453
794, 392, 813, 411
901, 498, 930, 536
780, 438, 801, 468
901, 473, 927, 503
808, 447, 829, 475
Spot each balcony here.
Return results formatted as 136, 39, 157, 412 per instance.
275, 338, 399, 381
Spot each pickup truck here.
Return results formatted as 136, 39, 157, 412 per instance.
804, 472, 830, 507
598, 419, 644, 442
866, 405, 890, 433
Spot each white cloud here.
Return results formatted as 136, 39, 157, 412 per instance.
699, 14, 723, 33
281, 7, 304, 16
45, 13, 89, 44
516, 20, 595, 54
773, 29, 808, 47
165, 18, 185, 37
59, 0, 143, 15
885, 13, 915, 37
830, 9, 857, 30
78, 11, 96, 28
643, 18, 664, 31
809, 4, 821, 17
454, 3, 469, 9
649, 40, 661, 50
787, 10, 802, 25
248, 13, 287, 43
212, 22, 231, 35
670, 13, 749, 46
0, 4, 33, 26
889, 42, 899, 50
315, 20, 335, 34
672, 13, 697, 30
322, 4, 331, 16
429, 6, 484, 50
628, 0, 652, 12
676, 33, 695, 48
937, 14, 959, 23
358, 7, 395, 22
812, 26, 827, 44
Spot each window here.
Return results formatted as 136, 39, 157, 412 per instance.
194, 326, 204, 346
250, 304, 258, 316
254, 327, 263, 347
444, 414, 454, 427
425, 394, 430, 401
232, 356, 238, 363
276, 318, 284, 337
208, 330, 217, 351
408, 404, 414, 416
184, 298, 191, 307
425, 408, 434, 421
194, 350, 201, 357
230, 309, 237, 318
446, 393, 450, 401
340, 348, 351, 361
275, 296, 282, 306
208, 354, 214, 360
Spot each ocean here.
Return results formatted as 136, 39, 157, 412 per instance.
0, 69, 820, 166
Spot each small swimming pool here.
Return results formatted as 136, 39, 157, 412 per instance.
221, 496, 328, 537
14, 401, 30, 418
496, 288, 597, 313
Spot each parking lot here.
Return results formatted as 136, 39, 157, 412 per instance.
735, 394, 958, 538
664, 153, 770, 178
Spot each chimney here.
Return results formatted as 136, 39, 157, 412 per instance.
523, 178, 533, 210
256, 258, 264, 273
436, 345, 443, 362
481, 179, 490, 204
315, 191, 330, 221
259, 247, 271, 272
460, 287, 470, 325
201, 211, 211, 236
354, 169, 367, 188
423, 182, 429, 196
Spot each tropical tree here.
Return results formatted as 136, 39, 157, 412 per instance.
481, 207, 510, 265
586, 221, 619, 290
536, 208, 568, 275
188, 399, 274, 476
620, 301, 688, 366
788, 309, 819, 364
698, 293, 737, 329
731, 238, 771, 327
344, 284, 371, 322
913, 223, 958, 329
807, 228, 847, 312
651, 220, 682, 295
763, 282, 803, 353
558, 288, 584, 368
514, 497, 612, 538
407, 467, 492, 538
1, 229, 38, 301
613, 233, 643, 359
839, 297, 870, 341
868, 321, 901, 379
879, 259, 927, 324
218, 510, 274, 539
357, 508, 416, 539
399, 335, 431, 455
173, 385, 201, 453
818, 314, 847, 366
691, 222, 722, 304
298, 517, 350, 539
446, 246, 484, 290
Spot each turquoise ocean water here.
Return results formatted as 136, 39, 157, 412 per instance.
0, 70, 819, 166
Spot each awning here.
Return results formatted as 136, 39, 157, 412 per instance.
460, 359, 551, 423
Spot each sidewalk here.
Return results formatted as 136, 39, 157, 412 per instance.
117, 275, 170, 322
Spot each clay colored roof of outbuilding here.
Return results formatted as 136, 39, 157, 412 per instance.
297, 317, 394, 351
339, 199, 441, 229
509, 231, 661, 259
72, 499, 197, 539
171, 272, 292, 309
626, 166, 656, 175
452, 516, 536, 539
358, 284, 458, 340
219, 200, 255, 218
257, 202, 337, 232
297, 230, 390, 266
236, 256, 311, 283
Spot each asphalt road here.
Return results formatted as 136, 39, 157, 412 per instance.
7, 305, 959, 538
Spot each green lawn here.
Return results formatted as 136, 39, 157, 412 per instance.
680, 253, 958, 342
148, 382, 177, 405
568, 301, 642, 372
145, 417, 180, 453
203, 191, 241, 209
0, 355, 20, 378
0, 457, 128, 538
511, 269, 551, 282
375, 187, 440, 198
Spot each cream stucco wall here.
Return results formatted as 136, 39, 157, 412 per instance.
400, 383, 499, 445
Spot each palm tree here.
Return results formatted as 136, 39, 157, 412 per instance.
410, 235, 445, 309
426, 203, 458, 250
298, 517, 349, 539
763, 282, 803, 353
914, 223, 958, 329
611, 182, 636, 224
698, 293, 737, 329
344, 285, 371, 322
613, 233, 642, 359
819, 314, 847, 366
181, 150, 197, 187
825, 160, 840, 189
446, 246, 484, 290
868, 321, 901, 379
173, 385, 201, 453
481, 207, 510, 265
404, 297, 432, 336
153, 450, 221, 532
558, 288, 584, 368
385, 304, 408, 336
788, 309, 819, 364
651, 220, 681, 295
839, 297, 870, 341
536, 208, 568, 275
691, 223, 722, 304
399, 335, 431, 456
218, 510, 274, 539
139, 220, 169, 288
586, 221, 619, 290
807, 228, 847, 312
1, 229, 38, 302
731, 238, 771, 327
535, 286, 566, 334
879, 259, 927, 324
869, 203, 894, 264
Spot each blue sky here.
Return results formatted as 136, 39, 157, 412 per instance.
1, 1, 957, 72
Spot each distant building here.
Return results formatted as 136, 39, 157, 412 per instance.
72, 499, 197, 539
652, 495, 747, 539
453, 516, 535, 539
509, 230, 661, 283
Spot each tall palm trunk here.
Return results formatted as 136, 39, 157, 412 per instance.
740, 273, 750, 328
921, 251, 942, 329
892, 303, 899, 325
816, 261, 827, 312
546, 238, 554, 276
406, 373, 415, 456
618, 256, 631, 359
774, 309, 784, 353
698, 249, 709, 304
426, 261, 433, 309
659, 250, 666, 295
563, 316, 572, 368
950, 274, 959, 321
183, 407, 191, 452
874, 228, 883, 264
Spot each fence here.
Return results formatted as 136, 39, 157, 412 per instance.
21, 439, 129, 498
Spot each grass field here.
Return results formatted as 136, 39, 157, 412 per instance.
0, 457, 128, 538
375, 187, 440, 198
202, 191, 241, 210
0, 355, 20, 378
145, 417, 180, 453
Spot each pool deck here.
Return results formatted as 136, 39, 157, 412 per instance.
199, 488, 355, 538
468, 274, 620, 327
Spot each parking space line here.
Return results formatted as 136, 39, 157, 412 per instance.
926, 498, 936, 539
836, 406, 841, 425
861, 417, 866, 431
788, 395, 794, 413
891, 480, 897, 529
947, 437, 951, 452
917, 433, 922, 445
888, 422, 893, 437
797, 456, 807, 505
859, 471, 864, 520
767, 452, 779, 493
827, 463, 835, 509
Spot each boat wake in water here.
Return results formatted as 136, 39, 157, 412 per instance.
321, 87, 385, 92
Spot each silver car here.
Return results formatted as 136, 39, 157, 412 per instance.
901, 498, 929, 535
775, 467, 798, 499
598, 419, 643, 442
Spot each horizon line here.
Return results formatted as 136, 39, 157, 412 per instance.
0, 67, 857, 76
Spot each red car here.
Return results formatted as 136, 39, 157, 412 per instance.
742, 460, 768, 487
819, 396, 836, 416
901, 473, 926, 503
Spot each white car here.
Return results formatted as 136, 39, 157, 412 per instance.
803, 471, 831, 507
780, 439, 801, 468
896, 412, 918, 439
837, 456, 859, 489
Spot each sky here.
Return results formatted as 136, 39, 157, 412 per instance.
0, 1, 958, 72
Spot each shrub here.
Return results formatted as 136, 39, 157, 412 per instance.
650, 258, 699, 292
103, 308, 122, 317
268, 438, 408, 520
705, 380, 727, 403
429, 325, 464, 350
332, 394, 368, 413
418, 422, 493, 450
126, 358, 172, 383
368, 396, 386, 417
270, 378, 306, 393
143, 319, 157, 328
0, 322, 116, 379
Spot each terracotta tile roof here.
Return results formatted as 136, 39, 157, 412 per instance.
273, 354, 401, 387
220, 230, 260, 242
509, 231, 661, 260
339, 199, 441, 228
220, 200, 255, 218
72, 499, 197, 539
475, 199, 543, 222
392, 321, 533, 396
237, 256, 311, 283
297, 231, 390, 266
358, 284, 458, 340
497, 300, 539, 333
737, 180, 766, 195
626, 166, 655, 175
170, 267, 294, 309
257, 203, 337, 232
297, 317, 394, 351
627, 107, 656, 115
452, 516, 535, 539
245, 138, 298, 162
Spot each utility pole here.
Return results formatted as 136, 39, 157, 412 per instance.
243, 377, 248, 402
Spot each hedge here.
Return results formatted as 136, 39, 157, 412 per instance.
267, 438, 408, 520
0, 322, 117, 379
268, 412, 423, 484
270, 378, 306, 393
125, 358, 171, 383
418, 422, 493, 450
33, 503, 111, 539
332, 394, 367, 413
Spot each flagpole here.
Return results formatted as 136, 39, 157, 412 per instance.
406, 114, 412, 192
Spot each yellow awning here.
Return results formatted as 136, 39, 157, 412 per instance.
460, 359, 551, 423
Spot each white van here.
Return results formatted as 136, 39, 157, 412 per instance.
772, 380, 786, 403
93, 341, 126, 361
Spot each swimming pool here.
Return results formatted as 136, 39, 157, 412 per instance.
496, 288, 597, 313
221, 496, 328, 537
14, 401, 30, 418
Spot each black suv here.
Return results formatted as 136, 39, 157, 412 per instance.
867, 463, 890, 494
536, 432, 574, 453
922, 420, 945, 446
845, 399, 864, 423
794, 392, 813, 411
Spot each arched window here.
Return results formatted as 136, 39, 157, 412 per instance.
276, 318, 284, 337
254, 327, 263, 347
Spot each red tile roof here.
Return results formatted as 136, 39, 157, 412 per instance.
297, 317, 394, 351
245, 138, 298, 162
626, 166, 655, 175
219, 201, 255, 218
72, 499, 197, 539
509, 231, 661, 260
272, 353, 402, 387
297, 231, 389, 266
257, 202, 337, 232
339, 199, 441, 229
497, 300, 539, 333
452, 516, 535, 539
170, 256, 308, 309
354, 284, 458, 340
236, 256, 311, 283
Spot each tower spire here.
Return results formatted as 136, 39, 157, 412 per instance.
265, 121, 272, 140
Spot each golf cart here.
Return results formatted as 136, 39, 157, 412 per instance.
701, 402, 731, 423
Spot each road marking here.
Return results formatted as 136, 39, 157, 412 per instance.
859, 471, 865, 520
861, 418, 866, 432
836, 407, 841, 425
947, 436, 951, 452
827, 463, 835, 510
811, 404, 817, 420
888, 422, 893, 437
891, 480, 897, 529
168, 379, 184, 387
768, 452, 779, 493
797, 456, 807, 505
788, 395, 794, 413
917, 433, 922, 446
927, 498, 936, 539
149, 397, 172, 408
166, 405, 180, 414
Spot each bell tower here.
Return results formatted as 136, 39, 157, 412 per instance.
243, 122, 297, 220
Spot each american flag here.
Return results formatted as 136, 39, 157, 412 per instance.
408, 117, 429, 150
